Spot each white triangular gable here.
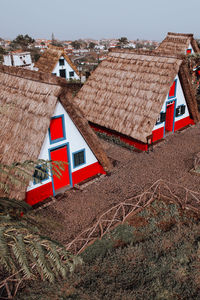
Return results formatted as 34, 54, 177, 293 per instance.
27, 101, 98, 192
52, 56, 80, 80
153, 74, 190, 131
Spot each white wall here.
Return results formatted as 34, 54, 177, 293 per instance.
52, 56, 80, 80
152, 74, 190, 132
3, 52, 33, 69
3, 55, 12, 66
27, 101, 98, 191
13, 53, 32, 66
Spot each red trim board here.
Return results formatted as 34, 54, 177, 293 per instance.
25, 182, 53, 206
72, 162, 105, 185
174, 116, 194, 131
90, 123, 148, 151
90, 115, 194, 152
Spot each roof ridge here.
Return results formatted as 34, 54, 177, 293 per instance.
167, 32, 194, 37
109, 48, 184, 60
0, 65, 70, 87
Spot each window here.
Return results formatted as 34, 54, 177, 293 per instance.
175, 105, 186, 117
156, 112, 166, 125
33, 165, 49, 184
73, 150, 85, 168
69, 71, 74, 78
52, 73, 57, 76
168, 80, 177, 99
59, 58, 65, 66
59, 69, 66, 78
49, 115, 66, 144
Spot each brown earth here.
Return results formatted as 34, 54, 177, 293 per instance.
36, 124, 200, 244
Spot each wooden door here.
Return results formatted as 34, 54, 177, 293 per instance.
50, 145, 70, 191
165, 102, 175, 132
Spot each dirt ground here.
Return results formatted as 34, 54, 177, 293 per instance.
37, 124, 200, 244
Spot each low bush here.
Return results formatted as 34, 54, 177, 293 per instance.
17, 199, 200, 299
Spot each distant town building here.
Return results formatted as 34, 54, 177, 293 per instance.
3, 51, 35, 70
94, 45, 105, 51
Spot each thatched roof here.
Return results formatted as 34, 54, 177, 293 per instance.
35, 45, 80, 76
75, 48, 199, 144
156, 32, 200, 54
0, 65, 111, 200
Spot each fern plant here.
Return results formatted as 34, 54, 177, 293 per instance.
0, 160, 82, 299
0, 208, 82, 282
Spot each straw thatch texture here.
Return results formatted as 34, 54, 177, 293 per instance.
0, 65, 111, 200
75, 49, 184, 143
156, 32, 200, 54
35, 46, 80, 76
178, 62, 200, 123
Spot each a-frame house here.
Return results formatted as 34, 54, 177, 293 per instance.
75, 49, 199, 151
35, 45, 80, 80
0, 65, 111, 205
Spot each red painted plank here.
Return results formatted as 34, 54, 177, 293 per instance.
152, 127, 164, 142
50, 146, 70, 190
72, 162, 105, 185
174, 116, 194, 131
90, 124, 148, 151
169, 81, 176, 98
25, 182, 53, 206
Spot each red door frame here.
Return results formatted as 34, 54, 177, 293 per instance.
49, 143, 72, 195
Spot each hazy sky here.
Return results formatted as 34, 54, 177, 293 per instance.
1, 0, 199, 41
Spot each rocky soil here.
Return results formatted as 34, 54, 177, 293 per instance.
36, 124, 200, 244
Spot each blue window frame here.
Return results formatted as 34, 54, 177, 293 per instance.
48, 114, 66, 145
33, 165, 49, 185
72, 149, 86, 168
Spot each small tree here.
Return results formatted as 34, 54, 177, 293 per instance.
71, 40, 82, 50
88, 42, 96, 50
117, 37, 129, 48
0, 46, 7, 62
10, 34, 35, 51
